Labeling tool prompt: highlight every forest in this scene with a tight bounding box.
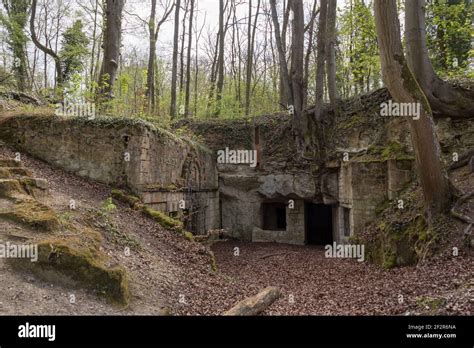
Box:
[0,0,472,324]
[0,0,471,120]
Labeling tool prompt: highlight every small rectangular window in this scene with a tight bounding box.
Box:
[262,203,287,231]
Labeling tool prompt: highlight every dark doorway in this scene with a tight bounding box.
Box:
[262,202,287,230]
[306,203,333,245]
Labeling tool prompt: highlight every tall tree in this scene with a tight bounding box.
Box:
[170,0,181,118]
[374,0,452,218]
[30,0,64,88]
[269,0,291,108]
[326,0,338,110]
[146,0,174,113]
[97,0,125,100]
[289,0,305,145]
[405,0,474,118]
[279,0,291,107]
[179,0,189,97]
[245,0,261,116]
[60,20,89,82]
[214,0,225,116]
[314,0,328,122]
[0,0,29,91]
[303,0,318,108]
[184,0,194,117]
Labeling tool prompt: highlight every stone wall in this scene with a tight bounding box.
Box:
[0,114,220,234]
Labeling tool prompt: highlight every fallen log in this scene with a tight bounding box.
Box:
[223,287,281,316]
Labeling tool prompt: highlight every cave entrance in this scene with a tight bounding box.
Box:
[305,203,333,245]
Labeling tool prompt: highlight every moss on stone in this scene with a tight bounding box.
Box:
[0,179,25,198]
[0,159,21,168]
[142,206,183,232]
[0,198,59,231]
[339,113,366,130]
[8,168,32,177]
[382,251,397,270]
[208,249,218,273]
[9,241,130,305]
[0,168,12,179]
[111,189,142,209]
[183,231,194,242]
[368,214,430,269]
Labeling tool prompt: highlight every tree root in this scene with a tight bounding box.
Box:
[450,191,474,225]
[449,148,474,171]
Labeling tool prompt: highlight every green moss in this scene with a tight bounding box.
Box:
[102,216,141,250]
[145,183,181,192]
[339,113,365,130]
[0,179,25,198]
[0,159,21,168]
[375,200,390,215]
[0,198,59,231]
[57,211,73,227]
[9,241,130,305]
[397,56,432,115]
[142,206,183,232]
[369,215,429,269]
[111,189,142,209]
[208,249,218,273]
[9,168,32,177]
[0,168,12,179]
[101,197,117,213]
[183,231,194,242]
[415,296,446,313]
[382,251,397,270]
[381,141,404,160]
[365,142,415,162]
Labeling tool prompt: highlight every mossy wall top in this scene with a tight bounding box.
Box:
[0,114,218,193]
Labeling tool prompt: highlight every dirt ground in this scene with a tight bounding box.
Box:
[0,143,472,316]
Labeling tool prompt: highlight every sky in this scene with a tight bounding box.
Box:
[121,0,320,60]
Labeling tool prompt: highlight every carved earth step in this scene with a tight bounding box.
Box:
[0,159,21,168]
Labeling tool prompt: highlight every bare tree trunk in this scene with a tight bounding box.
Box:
[179,0,189,99]
[405,0,474,119]
[314,0,328,122]
[374,0,452,217]
[147,1,174,114]
[245,0,261,116]
[326,0,338,110]
[279,1,291,107]
[97,0,124,100]
[194,3,204,117]
[184,0,195,117]
[30,0,63,88]
[207,31,220,111]
[43,2,48,89]
[89,0,99,93]
[245,0,253,116]
[269,0,292,108]
[146,0,158,113]
[215,0,225,117]
[289,0,305,146]
[170,0,181,119]
[303,0,318,108]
